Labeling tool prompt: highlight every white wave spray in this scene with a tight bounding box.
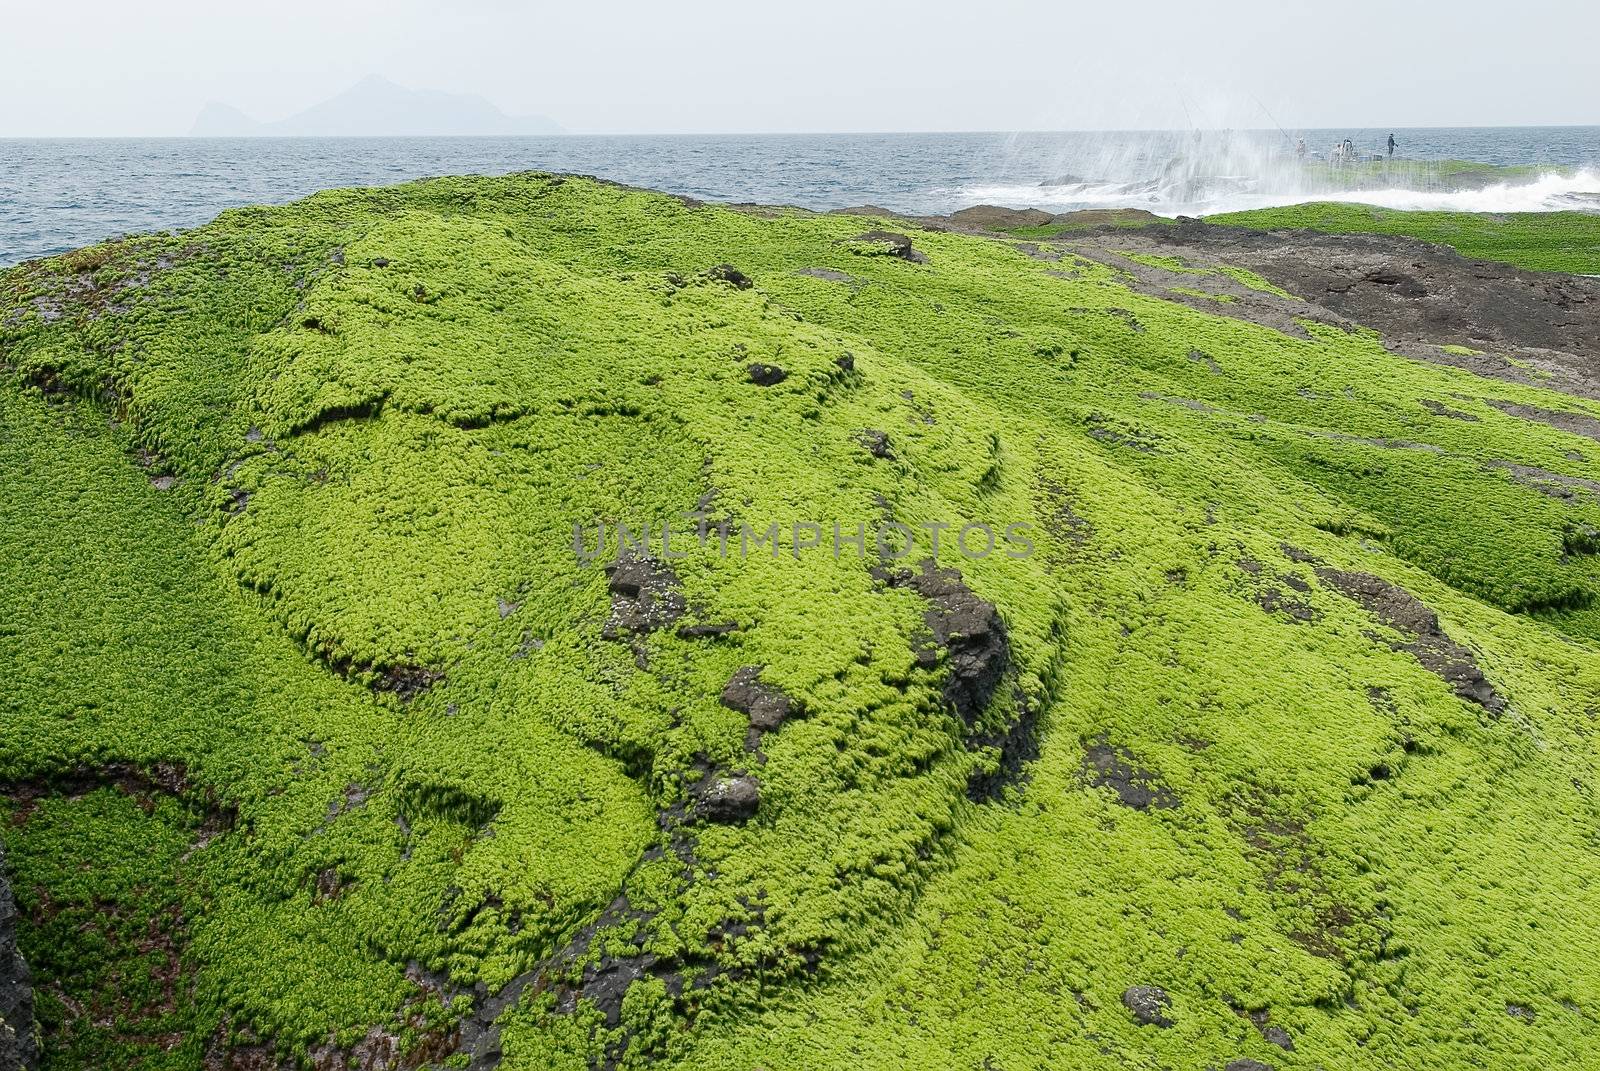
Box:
[957,129,1600,217]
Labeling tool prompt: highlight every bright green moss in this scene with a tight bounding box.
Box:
[1216,264,1298,299]
[1118,251,1211,275]
[1209,203,1600,275]
[3,173,1600,1070]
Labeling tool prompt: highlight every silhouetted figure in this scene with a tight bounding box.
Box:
[1387,133,1397,158]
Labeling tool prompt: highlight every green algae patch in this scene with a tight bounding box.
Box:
[1209,202,1600,275]
[4,172,1600,1071]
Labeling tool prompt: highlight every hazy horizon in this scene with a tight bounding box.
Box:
[3,0,1598,138]
[7,121,1600,141]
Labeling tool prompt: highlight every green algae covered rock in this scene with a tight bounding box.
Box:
[1208,202,1600,275]
[2,173,1600,1069]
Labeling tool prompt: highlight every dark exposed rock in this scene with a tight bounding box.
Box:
[721,666,794,743]
[1260,1024,1294,1050]
[1048,207,1162,227]
[1086,413,1160,452]
[1421,398,1480,421]
[947,205,1055,231]
[1490,460,1600,500]
[1224,1061,1275,1071]
[1039,478,1094,551]
[1485,398,1600,442]
[1506,1002,1536,1022]
[1280,544,1319,564]
[965,692,1041,803]
[880,561,1008,725]
[855,428,893,459]
[690,774,761,824]
[874,560,1037,800]
[0,843,38,1071]
[833,352,856,373]
[1256,585,1318,622]
[1122,985,1174,1028]
[1112,220,1600,398]
[1316,568,1506,714]
[374,663,443,701]
[602,555,686,639]
[746,363,788,386]
[827,204,910,220]
[847,231,929,264]
[707,263,753,290]
[371,257,390,268]
[1083,734,1180,810]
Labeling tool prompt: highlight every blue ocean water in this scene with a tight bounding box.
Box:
[2,127,1598,267]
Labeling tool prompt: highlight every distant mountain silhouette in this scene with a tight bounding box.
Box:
[189,75,563,136]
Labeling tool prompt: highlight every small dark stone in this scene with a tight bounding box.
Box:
[1225,1061,1275,1071]
[693,776,760,823]
[601,555,686,639]
[834,352,856,373]
[855,428,893,459]
[708,263,753,289]
[1122,985,1174,1028]
[747,363,788,386]
[371,257,390,268]
[721,666,793,733]
[1261,1024,1294,1050]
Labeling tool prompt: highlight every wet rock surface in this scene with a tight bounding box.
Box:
[602,554,687,639]
[721,665,795,750]
[689,774,761,824]
[1316,568,1507,714]
[0,844,38,1071]
[1122,985,1175,1028]
[1083,734,1180,810]
[1071,221,1600,398]
[875,560,1040,800]
[880,560,1009,725]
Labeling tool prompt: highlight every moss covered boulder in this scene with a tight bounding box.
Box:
[2,174,1600,1070]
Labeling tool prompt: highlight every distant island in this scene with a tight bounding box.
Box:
[188,74,563,136]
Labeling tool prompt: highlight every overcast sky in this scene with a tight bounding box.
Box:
[4,0,1597,136]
